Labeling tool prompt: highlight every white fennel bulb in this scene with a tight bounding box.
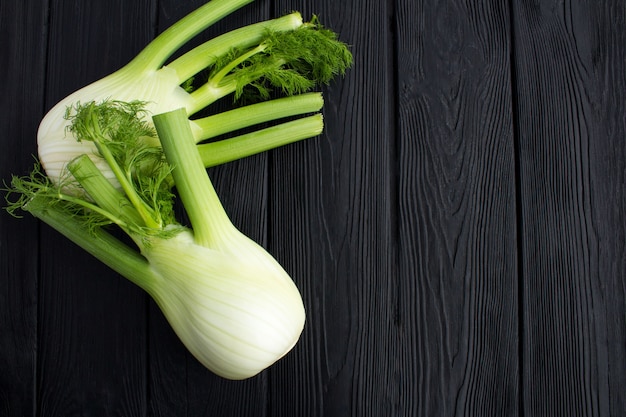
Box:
[38,66,193,184]
[8,102,308,379]
[144,229,305,379]
[36,0,351,185]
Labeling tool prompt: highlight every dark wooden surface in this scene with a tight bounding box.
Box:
[0,0,624,416]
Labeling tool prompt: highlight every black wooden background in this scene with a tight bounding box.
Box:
[1,0,625,416]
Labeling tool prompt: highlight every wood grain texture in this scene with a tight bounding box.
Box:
[0,1,47,416]
[1,0,625,416]
[269,0,396,415]
[587,4,626,415]
[511,0,626,416]
[36,1,155,415]
[395,0,519,416]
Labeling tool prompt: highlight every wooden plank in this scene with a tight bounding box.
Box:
[6,0,624,416]
[0,1,48,416]
[35,0,155,414]
[395,0,520,415]
[511,0,626,415]
[269,0,396,415]
[145,1,272,416]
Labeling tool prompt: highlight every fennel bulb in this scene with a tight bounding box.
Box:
[8,102,306,380]
[144,229,305,379]
[37,0,351,185]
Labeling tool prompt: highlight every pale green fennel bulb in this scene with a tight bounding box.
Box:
[9,102,307,379]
